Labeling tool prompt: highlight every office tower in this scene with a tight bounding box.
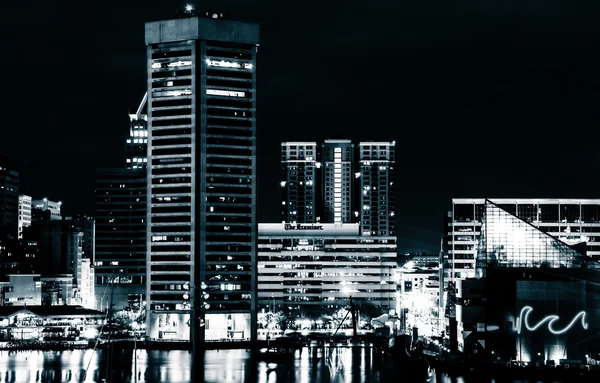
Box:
[127,93,149,168]
[280,140,396,236]
[17,194,32,239]
[358,142,395,236]
[66,215,95,262]
[145,13,259,343]
[94,169,146,311]
[322,140,354,224]
[32,198,62,220]
[0,153,19,239]
[280,142,318,224]
[446,198,600,282]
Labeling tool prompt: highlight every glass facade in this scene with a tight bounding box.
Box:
[475,200,598,277]
[447,198,600,281]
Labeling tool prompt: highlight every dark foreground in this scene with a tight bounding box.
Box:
[0,346,592,383]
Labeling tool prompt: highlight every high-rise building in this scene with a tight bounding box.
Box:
[357,142,395,236]
[445,198,600,282]
[322,140,354,224]
[280,140,396,236]
[17,194,32,239]
[95,92,148,311]
[0,153,19,239]
[280,142,318,224]
[145,12,259,342]
[127,93,149,168]
[94,169,147,311]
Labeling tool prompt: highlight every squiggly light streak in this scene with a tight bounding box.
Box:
[514,306,588,335]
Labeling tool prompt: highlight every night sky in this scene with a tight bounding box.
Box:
[2,1,600,253]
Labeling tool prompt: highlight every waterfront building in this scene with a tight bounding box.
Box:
[145,11,259,343]
[321,140,354,225]
[455,200,600,363]
[397,266,441,336]
[0,274,42,306]
[94,169,146,311]
[0,305,105,341]
[17,195,32,239]
[445,198,600,281]
[257,223,397,327]
[0,153,19,239]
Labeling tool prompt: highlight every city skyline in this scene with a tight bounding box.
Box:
[3,1,600,253]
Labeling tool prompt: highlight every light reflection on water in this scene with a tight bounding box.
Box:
[0,347,560,383]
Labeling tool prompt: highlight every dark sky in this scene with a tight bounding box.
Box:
[2,1,600,253]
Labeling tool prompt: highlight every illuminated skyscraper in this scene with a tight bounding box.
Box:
[280,142,318,223]
[145,12,259,343]
[280,140,396,236]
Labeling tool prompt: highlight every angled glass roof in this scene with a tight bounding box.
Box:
[475,199,599,277]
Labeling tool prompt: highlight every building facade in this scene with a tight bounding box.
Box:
[32,198,62,220]
[0,274,42,306]
[280,142,318,224]
[17,195,32,239]
[145,14,259,342]
[94,169,147,311]
[455,200,600,362]
[258,223,397,323]
[280,141,395,235]
[446,198,600,281]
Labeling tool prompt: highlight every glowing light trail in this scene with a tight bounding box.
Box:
[514,306,588,335]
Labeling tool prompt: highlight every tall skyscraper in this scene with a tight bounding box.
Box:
[280,142,318,224]
[145,12,259,343]
[322,140,354,224]
[0,153,19,239]
[95,93,148,311]
[280,140,395,236]
[358,142,395,236]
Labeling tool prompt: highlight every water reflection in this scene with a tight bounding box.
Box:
[0,347,563,383]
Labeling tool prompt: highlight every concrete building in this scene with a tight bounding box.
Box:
[145,12,259,343]
[0,153,19,239]
[17,195,32,239]
[0,274,42,306]
[280,142,318,224]
[32,198,62,220]
[445,198,600,282]
[94,169,146,311]
[258,223,397,323]
[280,141,395,236]
[41,275,74,306]
[358,142,395,236]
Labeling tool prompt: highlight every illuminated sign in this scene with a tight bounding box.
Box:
[284,224,324,231]
[205,59,253,70]
[206,89,245,97]
[259,223,360,236]
[515,306,588,335]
